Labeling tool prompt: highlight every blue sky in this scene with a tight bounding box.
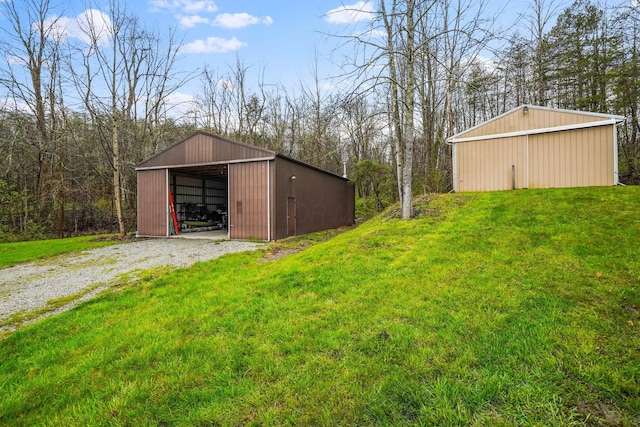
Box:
[135,0,513,104]
[29,0,378,113]
[3,0,577,117]
[145,0,375,90]
[151,0,330,61]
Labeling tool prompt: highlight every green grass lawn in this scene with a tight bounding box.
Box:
[1,187,639,426]
[0,234,125,268]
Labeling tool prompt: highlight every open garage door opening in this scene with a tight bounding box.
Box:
[170,164,229,238]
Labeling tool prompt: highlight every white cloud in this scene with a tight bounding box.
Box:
[184,0,218,13]
[40,15,73,43]
[182,36,246,53]
[178,14,209,28]
[44,9,112,46]
[217,78,235,91]
[75,9,112,45]
[149,0,218,13]
[211,13,273,29]
[164,91,198,119]
[167,91,197,104]
[325,1,375,24]
[357,28,385,39]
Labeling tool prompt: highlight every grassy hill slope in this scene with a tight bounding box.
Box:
[1,187,639,426]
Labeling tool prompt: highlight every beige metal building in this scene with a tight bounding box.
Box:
[448,105,625,192]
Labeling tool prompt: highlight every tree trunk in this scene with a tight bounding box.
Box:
[381,0,409,216]
[113,123,126,236]
[112,27,126,237]
[401,0,416,219]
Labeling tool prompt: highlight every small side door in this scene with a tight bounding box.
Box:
[287,197,296,237]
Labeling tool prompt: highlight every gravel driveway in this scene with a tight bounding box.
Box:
[0,238,263,332]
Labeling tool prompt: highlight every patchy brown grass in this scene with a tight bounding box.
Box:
[260,226,356,263]
[576,401,623,426]
[380,193,469,220]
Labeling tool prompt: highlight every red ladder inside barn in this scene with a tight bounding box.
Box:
[168,186,179,235]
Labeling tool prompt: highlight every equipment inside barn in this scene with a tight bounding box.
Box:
[172,174,228,232]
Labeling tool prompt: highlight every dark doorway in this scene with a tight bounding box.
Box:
[170,165,229,235]
[287,197,296,237]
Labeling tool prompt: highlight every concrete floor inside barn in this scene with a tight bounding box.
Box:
[172,229,228,240]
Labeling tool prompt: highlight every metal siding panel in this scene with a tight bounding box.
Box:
[536,137,544,188]
[269,160,276,240]
[228,164,238,239]
[459,140,476,191]
[229,164,238,238]
[588,129,596,185]
[597,128,605,184]
[139,133,273,168]
[590,128,613,185]
[570,132,576,186]
[229,162,269,240]
[273,157,354,238]
[519,137,527,188]
[147,143,186,167]
[560,138,576,186]
[493,139,501,189]
[593,129,600,185]
[185,134,214,164]
[137,169,168,236]
[551,135,558,187]
[529,127,614,189]
[458,145,465,191]
[547,138,556,188]
[184,134,200,163]
[607,126,615,184]
[455,136,526,191]
[572,131,579,186]
[599,126,614,185]
[583,129,591,185]
[540,135,551,185]
[470,142,478,191]
[578,130,587,186]
[595,128,603,184]
[475,142,482,190]
[528,140,537,188]
[456,145,463,191]
[544,135,551,187]
[591,128,612,185]
[458,144,466,191]
[596,128,604,184]
[459,108,610,139]
[572,132,580,187]
[491,140,498,190]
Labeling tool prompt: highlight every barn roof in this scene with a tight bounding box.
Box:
[137,131,275,169]
[448,105,625,143]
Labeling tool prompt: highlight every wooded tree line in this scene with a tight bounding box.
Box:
[1,0,639,240]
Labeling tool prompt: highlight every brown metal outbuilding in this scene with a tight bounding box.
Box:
[448,105,625,192]
[136,132,355,240]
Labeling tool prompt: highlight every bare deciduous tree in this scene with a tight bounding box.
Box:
[0,0,64,229]
[70,0,185,236]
